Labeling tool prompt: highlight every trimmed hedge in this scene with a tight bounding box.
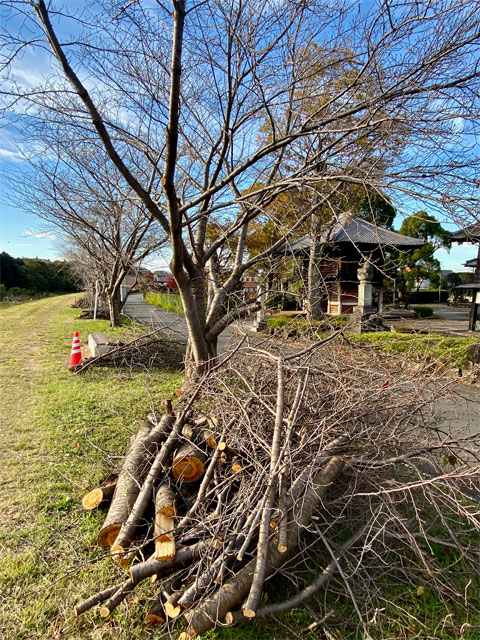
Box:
[412,306,434,318]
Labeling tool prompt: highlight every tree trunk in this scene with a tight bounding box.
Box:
[307,213,325,320]
[108,287,122,327]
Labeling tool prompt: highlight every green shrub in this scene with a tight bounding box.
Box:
[0,284,6,300]
[413,305,434,318]
[143,291,184,313]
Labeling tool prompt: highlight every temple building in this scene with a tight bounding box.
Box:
[279,213,423,316]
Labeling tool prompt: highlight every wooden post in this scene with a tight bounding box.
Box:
[468,244,480,331]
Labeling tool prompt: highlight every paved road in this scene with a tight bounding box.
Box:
[123,292,256,353]
[388,303,477,336]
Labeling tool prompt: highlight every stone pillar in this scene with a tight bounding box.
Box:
[352,261,378,333]
[356,261,376,315]
[377,287,384,313]
[252,283,267,332]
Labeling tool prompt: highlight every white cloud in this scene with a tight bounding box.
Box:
[0,148,24,160]
[451,117,465,134]
[24,231,57,240]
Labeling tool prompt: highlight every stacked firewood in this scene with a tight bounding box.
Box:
[75,344,480,638]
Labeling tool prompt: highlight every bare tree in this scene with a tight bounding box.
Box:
[1,0,480,371]
[7,142,166,326]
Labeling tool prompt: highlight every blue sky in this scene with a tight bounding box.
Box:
[0,1,478,273]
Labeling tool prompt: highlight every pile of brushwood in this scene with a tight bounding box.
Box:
[76,339,480,638]
[72,295,109,320]
[77,330,185,372]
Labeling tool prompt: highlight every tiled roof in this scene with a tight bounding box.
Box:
[282,214,424,253]
[450,222,480,242]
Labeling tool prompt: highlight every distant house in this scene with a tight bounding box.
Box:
[241,279,260,301]
[277,213,423,315]
[154,270,170,284]
[122,266,154,291]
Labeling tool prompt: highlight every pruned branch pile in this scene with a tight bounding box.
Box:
[76,341,480,638]
[78,331,185,371]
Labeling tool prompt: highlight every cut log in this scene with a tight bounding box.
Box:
[154,513,176,562]
[129,541,209,583]
[74,584,120,617]
[201,428,216,449]
[230,456,242,474]
[110,412,188,554]
[155,483,177,517]
[153,482,177,562]
[171,443,207,483]
[97,416,174,547]
[82,482,117,510]
[165,598,182,619]
[145,600,166,627]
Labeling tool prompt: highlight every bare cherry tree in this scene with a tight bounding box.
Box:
[7,144,166,326]
[1,0,480,371]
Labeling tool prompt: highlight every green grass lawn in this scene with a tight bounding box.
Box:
[267,315,477,369]
[0,294,183,640]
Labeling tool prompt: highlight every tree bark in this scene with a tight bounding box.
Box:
[307,212,325,320]
[107,286,122,327]
[97,416,174,547]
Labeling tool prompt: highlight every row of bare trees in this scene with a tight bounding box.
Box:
[1,0,480,363]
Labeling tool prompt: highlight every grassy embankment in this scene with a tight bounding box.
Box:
[267,315,477,369]
[143,291,184,314]
[0,294,183,640]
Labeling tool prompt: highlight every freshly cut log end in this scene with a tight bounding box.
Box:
[154,538,176,562]
[242,608,256,618]
[230,457,242,474]
[277,544,288,554]
[146,612,165,627]
[82,483,116,510]
[118,550,135,569]
[99,605,111,619]
[165,601,182,619]
[225,611,244,626]
[97,523,121,548]
[202,429,216,449]
[110,542,126,560]
[178,632,195,640]
[218,441,227,451]
[171,445,206,483]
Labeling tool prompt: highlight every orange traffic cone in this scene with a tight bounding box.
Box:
[69,331,82,369]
